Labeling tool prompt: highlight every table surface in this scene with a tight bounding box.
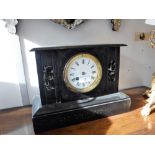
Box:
[1,86,155,135]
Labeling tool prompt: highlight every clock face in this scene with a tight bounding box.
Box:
[63,53,102,93]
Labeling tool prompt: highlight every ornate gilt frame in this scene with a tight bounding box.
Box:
[150,30,155,47]
[52,19,86,29]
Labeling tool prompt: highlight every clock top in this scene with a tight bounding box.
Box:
[30,44,127,52]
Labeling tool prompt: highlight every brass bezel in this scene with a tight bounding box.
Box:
[63,53,102,93]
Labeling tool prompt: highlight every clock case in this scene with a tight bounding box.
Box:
[31,44,131,133]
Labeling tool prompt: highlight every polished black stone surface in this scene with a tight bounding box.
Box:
[31,44,129,133]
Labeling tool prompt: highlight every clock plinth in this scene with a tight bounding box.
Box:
[31,44,131,133]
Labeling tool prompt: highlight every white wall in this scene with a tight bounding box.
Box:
[0,20,29,109]
[18,19,155,105]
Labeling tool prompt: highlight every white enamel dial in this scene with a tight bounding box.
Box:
[63,53,102,93]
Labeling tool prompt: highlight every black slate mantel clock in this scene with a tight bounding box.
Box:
[31,44,131,133]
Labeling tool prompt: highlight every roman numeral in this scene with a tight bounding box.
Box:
[70,73,74,76]
[77,82,80,86]
[92,71,96,74]
[71,67,75,70]
[82,83,85,87]
[72,78,76,82]
[75,62,79,66]
[91,65,94,69]
[82,59,85,64]
[87,60,90,65]
[91,76,95,80]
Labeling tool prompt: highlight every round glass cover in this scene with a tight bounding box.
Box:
[63,53,102,93]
